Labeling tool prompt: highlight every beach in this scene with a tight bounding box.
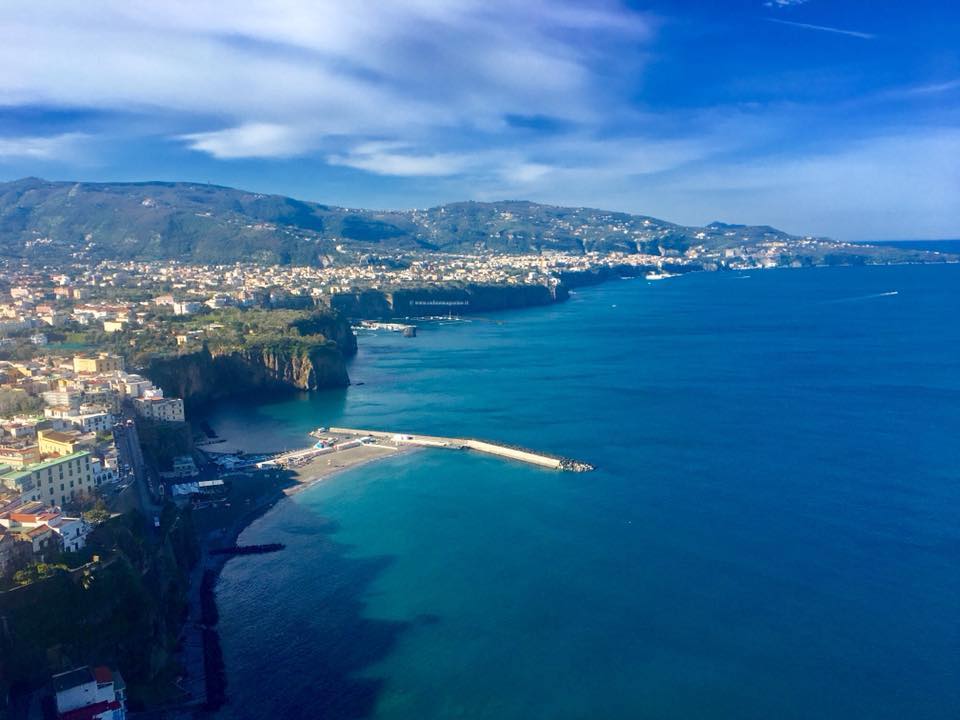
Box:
[174,433,416,712]
[281,442,416,495]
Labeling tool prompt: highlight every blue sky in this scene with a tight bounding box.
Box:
[0,0,957,240]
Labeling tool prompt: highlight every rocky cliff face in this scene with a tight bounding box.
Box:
[146,341,350,410]
[330,283,567,319]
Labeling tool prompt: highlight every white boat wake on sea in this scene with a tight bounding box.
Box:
[822,290,900,304]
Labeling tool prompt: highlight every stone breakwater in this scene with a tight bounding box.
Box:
[324,427,595,472]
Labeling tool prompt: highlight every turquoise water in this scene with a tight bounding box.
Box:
[209,264,960,719]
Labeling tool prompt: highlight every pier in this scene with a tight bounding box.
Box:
[323,427,594,472]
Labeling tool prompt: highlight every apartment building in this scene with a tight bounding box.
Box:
[0,451,94,506]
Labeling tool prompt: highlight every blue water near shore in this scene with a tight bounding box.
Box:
[209,264,960,720]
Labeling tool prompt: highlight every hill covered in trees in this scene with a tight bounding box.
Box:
[0,177,821,265]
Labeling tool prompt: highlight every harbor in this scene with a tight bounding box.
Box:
[260,427,595,473]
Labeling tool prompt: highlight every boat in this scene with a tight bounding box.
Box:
[645,271,677,280]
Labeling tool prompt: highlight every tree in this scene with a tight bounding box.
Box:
[0,388,43,416]
[84,499,111,525]
[12,566,38,586]
[11,562,67,586]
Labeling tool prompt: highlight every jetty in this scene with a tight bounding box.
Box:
[320,427,595,472]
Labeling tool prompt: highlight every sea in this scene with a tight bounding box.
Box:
[206,262,960,720]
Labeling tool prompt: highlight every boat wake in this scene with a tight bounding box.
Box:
[822,290,899,304]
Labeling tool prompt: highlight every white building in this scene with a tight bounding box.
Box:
[172,301,203,315]
[44,407,113,434]
[91,456,118,487]
[0,503,90,553]
[133,396,185,423]
[52,666,127,720]
[115,373,154,398]
[48,515,90,553]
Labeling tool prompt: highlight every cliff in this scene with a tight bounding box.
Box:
[138,309,356,410]
[0,507,199,710]
[330,283,567,319]
[146,340,350,410]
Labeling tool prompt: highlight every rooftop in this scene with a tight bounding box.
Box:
[0,451,90,481]
[52,666,94,694]
[40,431,78,443]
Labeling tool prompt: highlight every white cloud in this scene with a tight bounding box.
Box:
[0,133,88,160]
[329,142,476,176]
[503,162,555,185]
[0,1,651,157]
[180,124,317,159]
[0,2,953,240]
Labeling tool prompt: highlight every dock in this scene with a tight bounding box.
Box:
[322,427,594,472]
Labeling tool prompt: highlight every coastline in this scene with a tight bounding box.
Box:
[281,442,418,498]
[180,438,416,714]
[180,260,959,715]
[174,263,804,712]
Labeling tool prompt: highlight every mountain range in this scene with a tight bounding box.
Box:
[0,177,946,267]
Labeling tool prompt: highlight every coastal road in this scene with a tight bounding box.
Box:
[113,409,161,524]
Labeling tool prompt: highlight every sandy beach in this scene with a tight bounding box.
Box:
[282,442,416,494]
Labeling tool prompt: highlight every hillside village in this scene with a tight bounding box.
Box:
[0,238,886,354]
[0,352,183,581]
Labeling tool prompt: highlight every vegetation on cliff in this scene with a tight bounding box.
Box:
[142,308,356,408]
[0,505,199,709]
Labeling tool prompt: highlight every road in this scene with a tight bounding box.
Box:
[112,405,161,521]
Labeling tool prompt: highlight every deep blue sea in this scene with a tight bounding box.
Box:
[208,264,960,720]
